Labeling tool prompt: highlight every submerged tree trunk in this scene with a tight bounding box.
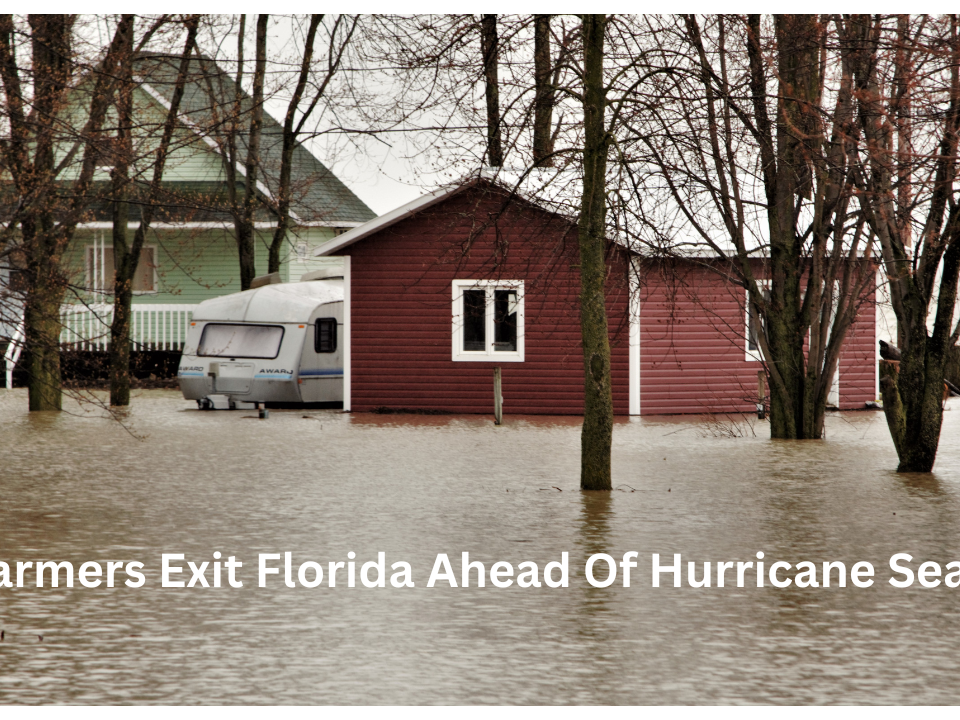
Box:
[109,17,136,407]
[24,235,64,411]
[481,14,503,168]
[662,15,868,442]
[578,14,613,491]
[22,16,72,411]
[884,236,960,471]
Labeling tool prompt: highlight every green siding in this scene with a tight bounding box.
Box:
[65,227,346,306]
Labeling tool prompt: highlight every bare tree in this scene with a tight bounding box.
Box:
[577,14,614,490]
[267,14,358,274]
[0,14,133,410]
[108,15,200,406]
[845,13,960,471]
[622,14,877,439]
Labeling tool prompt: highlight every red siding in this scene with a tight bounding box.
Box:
[336,185,631,415]
[639,260,876,414]
[839,288,878,409]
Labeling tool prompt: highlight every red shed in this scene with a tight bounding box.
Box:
[317,176,877,416]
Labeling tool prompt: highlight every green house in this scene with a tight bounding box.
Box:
[55,52,375,352]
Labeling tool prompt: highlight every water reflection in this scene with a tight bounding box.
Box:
[575,491,615,620]
[896,471,946,498]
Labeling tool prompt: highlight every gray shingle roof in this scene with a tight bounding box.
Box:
[133,52,375,226]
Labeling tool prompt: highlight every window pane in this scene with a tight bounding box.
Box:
[463,290,486,351]
[198,324,284,359]
[493,289,517,351]
[315,318,337,353]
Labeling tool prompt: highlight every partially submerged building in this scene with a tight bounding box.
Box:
[316,174,878,416]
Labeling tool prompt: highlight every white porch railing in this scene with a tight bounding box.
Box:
[3,317,24,390]
[59,303,197,352]
[3,303,197,388]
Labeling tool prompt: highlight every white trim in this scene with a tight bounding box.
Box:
[342,256,351,412]
[451,279,525,362]
[85,241,159,295]
[745,281,770,362]
[629,262,641,416]
[316,180,481,257]
[875,271,881,399]
[828,368,840,409]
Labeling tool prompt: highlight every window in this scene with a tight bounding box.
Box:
[197,323,284,359]
[746,284,770,361]
[86,245,157,294]
[452,280,524,361]
[295,242,308,262]
[315,318,337,353]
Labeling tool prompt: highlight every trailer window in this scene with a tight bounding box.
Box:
[197,324,284,359]
[315,318,337,353]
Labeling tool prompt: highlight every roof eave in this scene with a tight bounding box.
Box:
[314,177,481,257]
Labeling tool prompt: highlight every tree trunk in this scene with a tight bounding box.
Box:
[108,16,197,405]
[844,14,960,471]
[890,235,960,471]
[533,14,554,167]
[481,14,503,167]
[109,197,134,407]
[23,16,71,411]
[765,14,823,440]
[879,359,906,457]
[109,18,135,407]
[24,242,64,411]
[578,14,613,491]
[236,14,268,290]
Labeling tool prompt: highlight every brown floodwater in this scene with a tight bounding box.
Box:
[1,388,959,704]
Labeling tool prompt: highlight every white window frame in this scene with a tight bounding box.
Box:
[451,279,525,362]
[85,243,159,295]
[745,281,770,362]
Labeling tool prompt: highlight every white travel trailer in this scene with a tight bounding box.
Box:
[178,272,343,409]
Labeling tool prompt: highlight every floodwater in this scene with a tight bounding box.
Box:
[1,390,960,705]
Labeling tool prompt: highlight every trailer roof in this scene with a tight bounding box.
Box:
[192,281,343,324]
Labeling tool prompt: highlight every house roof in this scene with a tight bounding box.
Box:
[311,168,771,262]
[315,171,583,257]
[133,52,376,227]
